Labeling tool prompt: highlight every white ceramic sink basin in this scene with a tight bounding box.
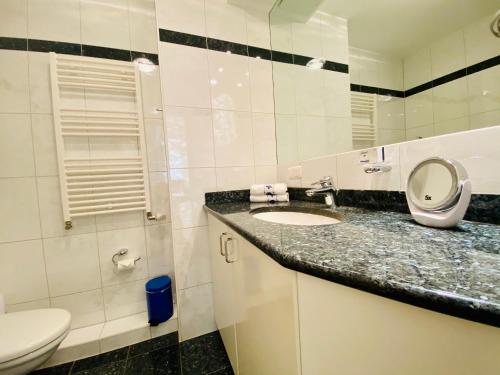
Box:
[252,211,341,226]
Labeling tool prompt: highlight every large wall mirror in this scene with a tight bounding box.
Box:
[270,0,500,164]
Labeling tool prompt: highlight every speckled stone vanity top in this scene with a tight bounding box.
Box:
[204,200,500,327]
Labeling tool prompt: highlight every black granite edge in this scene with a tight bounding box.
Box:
[206,188,499,224]
[0,36,28,51]
[465,194,500,225]
[333,190,499,224]
[287,187,324,203]
[205,190,250,204]
[286,255,500,328]
[204,205,500,328]
[336,189,410,214]
[0,36,159,64]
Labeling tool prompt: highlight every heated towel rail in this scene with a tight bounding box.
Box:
[351,91,377,149]
[49,53,152,229]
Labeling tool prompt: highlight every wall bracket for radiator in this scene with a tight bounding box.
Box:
[49,52,152,229]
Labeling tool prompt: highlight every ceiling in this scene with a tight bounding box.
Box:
[318,0,499,57]
[228,0,277,13]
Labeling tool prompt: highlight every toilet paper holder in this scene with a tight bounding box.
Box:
[112,248,141,266]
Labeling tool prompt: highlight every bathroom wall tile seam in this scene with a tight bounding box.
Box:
[25,36,52,306]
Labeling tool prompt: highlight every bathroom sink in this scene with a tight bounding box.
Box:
[250,207,342,226]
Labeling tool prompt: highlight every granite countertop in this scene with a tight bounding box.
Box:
[204,200,500,327]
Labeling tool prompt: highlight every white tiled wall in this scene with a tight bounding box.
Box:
[278,125,500,195]
[0,0,175,334]
[349,47,404,91]
[347,47,407,146]
[270,7,352,164]
[156,0,277,341]
[403,12,500,140]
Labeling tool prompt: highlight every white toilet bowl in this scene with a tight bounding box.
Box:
[0,309,71,375]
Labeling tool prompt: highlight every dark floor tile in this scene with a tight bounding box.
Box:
[30,362,73,375]
[129,332,179,358]
[125,346,181,375]
[180,332,231,375]
[206,366,234,375]
[72,347,128,373]
[72,360,126,375]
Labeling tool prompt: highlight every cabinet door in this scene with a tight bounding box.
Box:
[208,214,238,373]
[297,272,500,375]
[233,232,301,375]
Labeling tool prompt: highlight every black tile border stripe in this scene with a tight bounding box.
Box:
[29,39,81,55]
[158,29,500,92]
[82,44,131,62]
[0,36,28,51]
[158,28,349,73]
[159,28,207,49]
[3,31,496,94]
[158,28,498,91]
[353,54,500,98]
[0,36,159,65]
[207,38,248,56]
[350,84,405,98]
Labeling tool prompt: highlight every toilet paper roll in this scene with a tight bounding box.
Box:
[116,259,136,271]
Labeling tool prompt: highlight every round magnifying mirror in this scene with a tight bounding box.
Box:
[407,158,459,211]
[406,157,471,228]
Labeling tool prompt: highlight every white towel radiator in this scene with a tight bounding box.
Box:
[351,91,377,149]
[49,52,152,229]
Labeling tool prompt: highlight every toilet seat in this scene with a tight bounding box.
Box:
[0,309,71,364]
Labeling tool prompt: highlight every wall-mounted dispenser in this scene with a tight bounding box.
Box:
[406,157,471,228]
[361,147,392,174]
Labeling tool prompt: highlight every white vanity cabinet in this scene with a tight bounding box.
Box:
[208,215,239,371]
[208,213,500,375]
[208,214,301,375]
[297,273,500,375]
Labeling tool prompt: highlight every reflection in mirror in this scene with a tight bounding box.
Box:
[270,0,500,164]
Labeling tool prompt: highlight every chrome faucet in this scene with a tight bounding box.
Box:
[305,176,337,208]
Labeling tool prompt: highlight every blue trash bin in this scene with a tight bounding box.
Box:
[145,276,173,326]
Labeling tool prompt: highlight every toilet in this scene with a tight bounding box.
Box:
[0,309,71,375]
